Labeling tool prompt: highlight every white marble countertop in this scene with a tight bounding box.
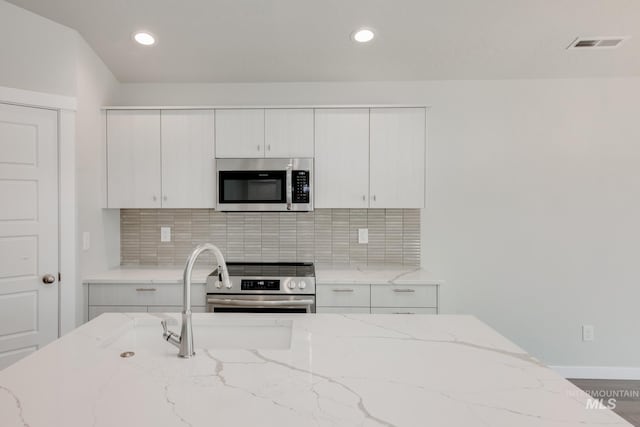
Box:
[83,266,213,284]
[315,264,442,285]
[83,264,443,286]
[0,313,628,427]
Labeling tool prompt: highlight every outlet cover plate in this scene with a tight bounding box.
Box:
[358,228,369,244]
[160,227,171,243]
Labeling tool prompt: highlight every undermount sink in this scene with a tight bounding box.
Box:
[102,316,293,351]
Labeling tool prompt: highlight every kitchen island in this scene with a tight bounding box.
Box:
[0,313,629,427]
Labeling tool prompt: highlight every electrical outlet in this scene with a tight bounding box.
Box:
[82,232,90,251]
[582,325,595,342]
[160,227,171,243]
[358,228,369,244]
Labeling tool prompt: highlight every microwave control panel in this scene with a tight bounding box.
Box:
[292,171,310,203]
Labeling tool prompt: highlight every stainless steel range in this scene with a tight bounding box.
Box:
[206,262,316,313]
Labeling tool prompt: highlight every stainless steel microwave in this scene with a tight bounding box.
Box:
[216,158,313,212]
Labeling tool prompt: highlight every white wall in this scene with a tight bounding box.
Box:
[74,37,120,325]
[0,0,120,328]
[116,79,640,368]
[0,1,77,96]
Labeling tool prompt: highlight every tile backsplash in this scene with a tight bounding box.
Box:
[120,209,420,266]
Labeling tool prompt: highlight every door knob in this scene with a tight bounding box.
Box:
[42,274,56,285]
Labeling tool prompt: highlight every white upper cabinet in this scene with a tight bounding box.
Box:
[314,109,370,208]
[215,109,264,158]
[265,109,314,158]
[161,110,215,208]
[106,109,216,209]
[369,108,426,209]
[107,110,161,208]
[215,108,314,158]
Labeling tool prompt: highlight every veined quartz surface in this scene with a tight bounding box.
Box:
[82,264,443,285]
[0,313,628,427]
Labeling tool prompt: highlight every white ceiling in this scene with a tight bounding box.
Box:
[7,0,640,83]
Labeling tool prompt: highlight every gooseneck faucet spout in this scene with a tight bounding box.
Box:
[161,243,230,358]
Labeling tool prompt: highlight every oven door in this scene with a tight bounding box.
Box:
[207,294,316,313]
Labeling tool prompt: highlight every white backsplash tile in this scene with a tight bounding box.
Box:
[121,209,420,265]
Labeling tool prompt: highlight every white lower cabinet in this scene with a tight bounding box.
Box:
[87,283,207,320]
[371,284,438,308]
[316,284,370,307]
[147,306,206,313]
[316,307,370,314]
[317,283,439,314]
[370,307,437,315]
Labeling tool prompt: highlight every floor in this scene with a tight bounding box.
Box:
[570,379,640,426]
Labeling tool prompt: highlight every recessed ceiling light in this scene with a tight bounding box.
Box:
[133,32,156,46]
[352,28,375,43]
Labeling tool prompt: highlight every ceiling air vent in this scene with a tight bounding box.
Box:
[567,36,630,50]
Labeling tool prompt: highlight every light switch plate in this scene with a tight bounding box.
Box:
[582,325,594,342]
[82,232,90,251]
[160,227,171,243]
[358,228,369,244]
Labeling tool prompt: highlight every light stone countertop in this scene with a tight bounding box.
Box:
[83,266,214,284]
[82,264,443,286]
[0,313,628,427]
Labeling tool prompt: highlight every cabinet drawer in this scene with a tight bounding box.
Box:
[316,306,370,314]
[371,307,437,315]
[88,305,147,320]
[371,285,437,308]
[317,284,370,307]
[147,306,207,313]
[88,283,206,307]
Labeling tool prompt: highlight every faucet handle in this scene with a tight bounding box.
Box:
[161,320,168,335]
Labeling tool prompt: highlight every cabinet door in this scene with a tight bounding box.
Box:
[314,109,369,208]
[215,109,264,158]
[265,109,314,157]
[369,108,426,208]
[161,110,215,208]
[106,110,161,208]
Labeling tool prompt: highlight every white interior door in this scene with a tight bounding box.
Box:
[0,103,58,370]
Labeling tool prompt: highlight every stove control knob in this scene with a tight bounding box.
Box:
[298,281,307,290]
[288,281,297,289]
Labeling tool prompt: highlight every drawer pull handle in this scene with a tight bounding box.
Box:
[136,288,157,292]
[332,289,354,293]
[393,312,415,315]
[393,288,416,293]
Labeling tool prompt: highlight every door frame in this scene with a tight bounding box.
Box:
[0,85,77,337]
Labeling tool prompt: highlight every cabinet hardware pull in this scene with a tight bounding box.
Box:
[163,195,167,201]
[152,196,157,201]
[257,145,261,151]
[362,195,366,201]
[332,289,354,293]
[393,288,415,293]
[393,312,415,314]
[267,144,271,151]
[136,288,157,292]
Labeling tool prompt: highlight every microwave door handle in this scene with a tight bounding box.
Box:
[286,166,292,210]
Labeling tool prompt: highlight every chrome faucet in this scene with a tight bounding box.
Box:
[161,243,231,358]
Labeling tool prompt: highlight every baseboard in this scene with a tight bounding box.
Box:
[551,365,640,380]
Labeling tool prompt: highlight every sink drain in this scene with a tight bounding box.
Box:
[120,351,135,358]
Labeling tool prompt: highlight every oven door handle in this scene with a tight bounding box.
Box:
[208,298,314,312]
